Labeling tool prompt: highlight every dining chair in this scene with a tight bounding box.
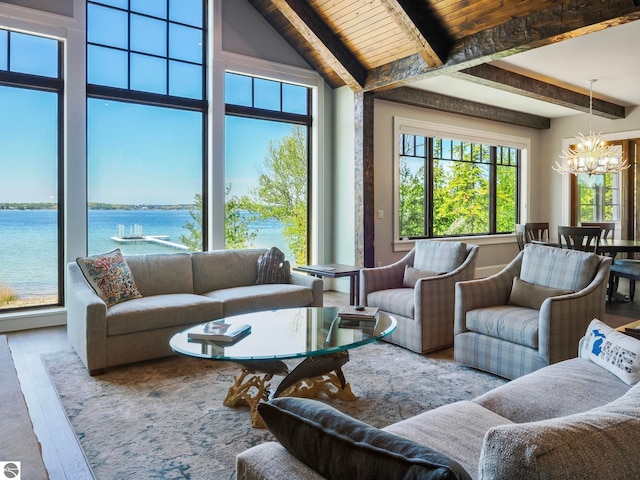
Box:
[515,224,527,251]
[581,222,615,240]
[558,226,602,252]
[525,222,550,243]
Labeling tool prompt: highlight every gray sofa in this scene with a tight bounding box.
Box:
[67,248,323,375]
[236,333,640,479]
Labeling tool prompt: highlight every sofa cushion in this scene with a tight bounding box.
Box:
[106,293,223,336]
[520,243,600,291]
[256,247,290,284]
[507,276,573,310]
[580,318,640,385]
[402,266,441,288]
[367,288,414,319]
[383,401,512,480]
[478,383,640,480]
[192,249,266,294]
[414,240,467,274]
[203,284,313,317]
[258,397,472,480]
[473,357,630,423]
[76,249,142,307]
[466,305,539,349]
[125,253,194,296]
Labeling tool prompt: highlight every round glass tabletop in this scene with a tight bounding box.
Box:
[170,306,396,361]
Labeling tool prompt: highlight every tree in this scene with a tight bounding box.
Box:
[245,125,308,265]
[180,193,203,251]
[180,188,257,251]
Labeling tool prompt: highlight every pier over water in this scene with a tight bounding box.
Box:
[111,224,189,251]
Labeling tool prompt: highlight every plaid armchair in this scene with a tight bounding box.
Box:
[454,244,612,379]
[360,241,479,353]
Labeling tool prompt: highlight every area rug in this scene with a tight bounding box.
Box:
[42,343,507,480]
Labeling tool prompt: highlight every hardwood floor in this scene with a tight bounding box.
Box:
[5,288,638,480]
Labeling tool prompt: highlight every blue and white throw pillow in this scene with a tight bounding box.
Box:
[580,318,640,385]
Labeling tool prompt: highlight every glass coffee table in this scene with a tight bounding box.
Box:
[170,306,396,427]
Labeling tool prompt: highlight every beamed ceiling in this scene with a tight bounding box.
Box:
[247,0,640,129]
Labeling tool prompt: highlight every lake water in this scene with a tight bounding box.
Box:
[0,209,292,297]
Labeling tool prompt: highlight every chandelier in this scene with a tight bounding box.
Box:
[553,80,629,175]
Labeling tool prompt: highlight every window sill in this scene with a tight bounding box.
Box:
[393,234,516,252]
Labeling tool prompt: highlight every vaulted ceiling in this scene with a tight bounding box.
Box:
[248,0,640,129]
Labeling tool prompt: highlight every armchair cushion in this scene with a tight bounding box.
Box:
[466,306,539,349]
[258,397,472,480]
[580,319,640,385]
[367,288,414,319]
[414,240,467,274]
[402,266,442,288]
[520,244,600,291]
[507,277,573,310]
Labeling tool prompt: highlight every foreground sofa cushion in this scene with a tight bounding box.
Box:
[256,246,290,284]
[478,382,640,480]
[258,397,472,480]
[580,318,640,385]
[76,249,142,306]
[203,284,313,317]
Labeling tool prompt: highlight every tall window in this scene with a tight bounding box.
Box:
[224,72,311,266]
[398,133,519,238]
[86,0,206,255]
[0,29,63,311]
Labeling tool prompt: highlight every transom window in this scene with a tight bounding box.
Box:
[87,0,204,100]
[397,131,520,239]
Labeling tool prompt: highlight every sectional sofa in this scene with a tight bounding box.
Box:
[67,248,323,375]
[236,319,640,479]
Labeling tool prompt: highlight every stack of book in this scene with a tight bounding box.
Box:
[188,321,251,344]
[337,305,379,321]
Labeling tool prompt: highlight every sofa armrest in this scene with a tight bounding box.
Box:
[360,250,415,304]
[66,262,108,375]
[454,251,523,335]
[289,272,323,306]
[538,255,612,364]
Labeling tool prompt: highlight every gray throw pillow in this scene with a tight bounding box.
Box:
[403,265,442,288]
[258,397,472,480]
[508,276,573,310]
[255,247,290,284]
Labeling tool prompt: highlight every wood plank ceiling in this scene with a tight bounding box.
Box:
[247,0,640,128]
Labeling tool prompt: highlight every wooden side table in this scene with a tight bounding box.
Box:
[293,264,363,305]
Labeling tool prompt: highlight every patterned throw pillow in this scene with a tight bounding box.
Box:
[76,249,142,307]
[256,247,290,285]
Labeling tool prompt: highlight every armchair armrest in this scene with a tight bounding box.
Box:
[360,250,415,304]
[454,251,523,334]
[415,245,479,321]
[66,263,108,375]
[538,256,612,364]
[289,272,324,307]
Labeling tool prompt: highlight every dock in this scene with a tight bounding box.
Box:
[111,224,189,251]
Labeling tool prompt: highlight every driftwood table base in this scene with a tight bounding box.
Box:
[223,350,355,428]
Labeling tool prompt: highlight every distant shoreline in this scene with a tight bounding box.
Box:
[0,203,195,211]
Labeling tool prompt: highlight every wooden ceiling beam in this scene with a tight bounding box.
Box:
[453,64,626,119]
[378,0,453,67]
[375,87,551,129]
[366,0,640,91]
[266,0,367,90]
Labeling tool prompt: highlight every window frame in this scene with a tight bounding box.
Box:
[85,0,208,251]
[224,70,313,264]
[393,117,529,249]
[0,28,64,311]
